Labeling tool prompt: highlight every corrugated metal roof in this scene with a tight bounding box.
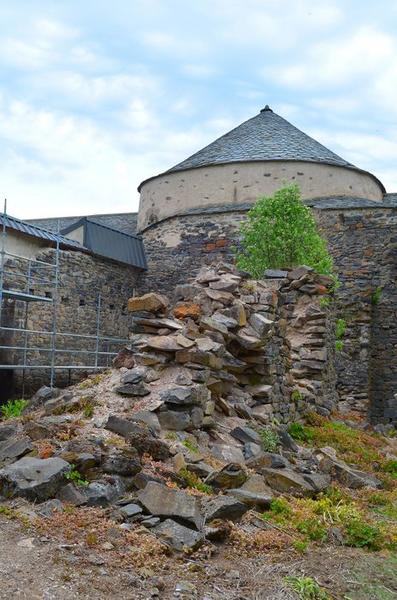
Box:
[0,213,84,249]
[62,218,147,269]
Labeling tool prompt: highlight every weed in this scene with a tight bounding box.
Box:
[335,318,346,339]
[285,575,331,600]
[296,518,327,541]
[78,374,103,389]
[179,468,213,495]
[259,428,280,452]
[382,460,397,478]
[345,519,382,550]
[262,497,292,523]
[1,398,28,419]
[165,431,178,441]
[65,465,89,487]
[291,389,303,402]
[288,422,314,443]
[371,286,383,306]
[319,296,331,308]
[182,438,199,453]
[293,539,309,553]
[335,340,344,352]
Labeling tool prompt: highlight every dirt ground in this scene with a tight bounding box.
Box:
[1,514,396,600]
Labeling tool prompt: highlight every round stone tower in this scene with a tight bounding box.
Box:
[137,106,385,292]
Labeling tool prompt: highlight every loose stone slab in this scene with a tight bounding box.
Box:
[153,519,203,551]
[0,457,70,502]
[138,481,202,527]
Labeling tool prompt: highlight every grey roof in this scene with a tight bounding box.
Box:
[28,212,138,236]
[61,218,147,270]
[169,106,355,172]
[138,105,385,192]
[0,213,84,250]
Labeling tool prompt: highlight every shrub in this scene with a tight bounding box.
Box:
[259,428,280,452]
[335,340,344,352]
[1,399,28,419]
[236,184,333,277]
[288,422,314,443]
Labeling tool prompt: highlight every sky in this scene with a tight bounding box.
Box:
[1,0,397,220]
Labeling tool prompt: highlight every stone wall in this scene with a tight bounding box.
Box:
[139,198,397,425]
[315,204,397,424]
[129,263,336,426]
[0,248,143,397]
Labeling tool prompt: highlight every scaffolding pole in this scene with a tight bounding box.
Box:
[0,205,130,397]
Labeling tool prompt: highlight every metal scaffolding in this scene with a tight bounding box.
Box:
[0,200,129,396]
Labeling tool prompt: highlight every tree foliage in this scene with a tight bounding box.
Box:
[236,184,333,277]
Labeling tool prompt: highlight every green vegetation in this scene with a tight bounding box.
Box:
[335,318,347,339]
[1,398,28,419]
[263,490,396,551]
[345,519,382,550]
[65,465,89,487]
[291,389,303,402]
[319,296,331,308]
[288,422,314,443]
[182,438,199,453]
[179,468,213,495]
[285,576,331,600]
[259,427,280,452]
[335,340,344,352]
[236,184,333,277]
[371,286,383,306]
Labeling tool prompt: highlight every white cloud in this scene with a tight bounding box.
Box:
[265,26,396,87]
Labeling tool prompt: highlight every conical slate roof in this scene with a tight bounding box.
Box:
[167,105,355,173]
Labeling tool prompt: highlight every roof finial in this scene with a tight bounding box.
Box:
[260,105,272,113]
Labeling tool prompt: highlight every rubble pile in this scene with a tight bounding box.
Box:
[0,263,384,552]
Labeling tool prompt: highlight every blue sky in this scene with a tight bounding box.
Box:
[1,0,397,219]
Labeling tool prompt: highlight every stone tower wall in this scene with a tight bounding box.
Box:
[138,161,383,231]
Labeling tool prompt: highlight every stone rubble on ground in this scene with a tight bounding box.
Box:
[0,262,389,553]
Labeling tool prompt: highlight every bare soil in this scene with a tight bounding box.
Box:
[1,514,396,600]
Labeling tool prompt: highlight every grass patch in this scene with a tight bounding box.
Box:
[179,468,213,495]
[288,422,314,443]
[285,575,331,600]
[262,489,397,551]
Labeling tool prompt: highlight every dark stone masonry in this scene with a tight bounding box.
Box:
[137,197,397,426]
[1,248,143,395]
